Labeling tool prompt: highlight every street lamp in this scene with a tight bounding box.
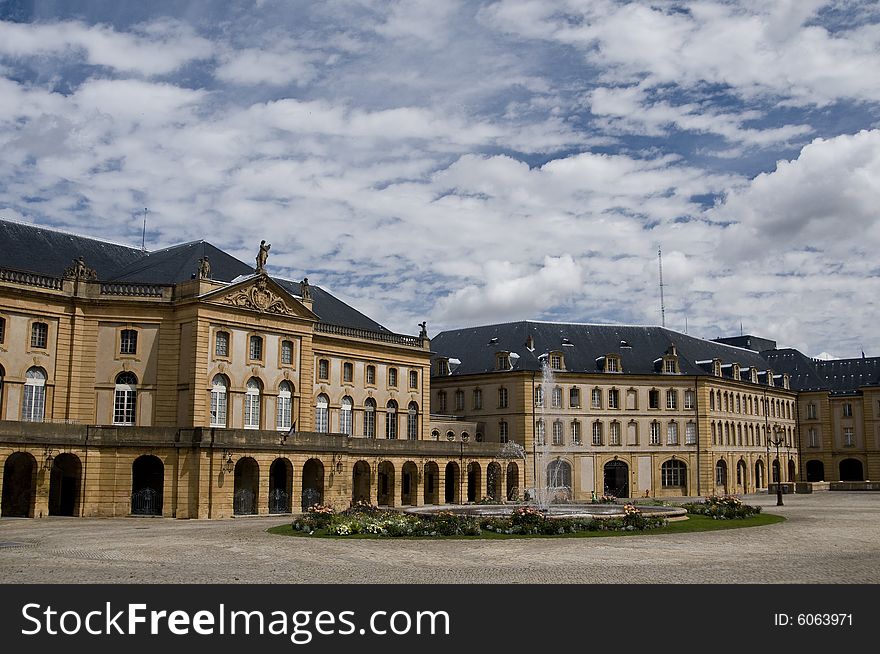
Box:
[768,425,785,506]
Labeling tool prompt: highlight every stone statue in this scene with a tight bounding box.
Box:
[300,277,312,301]
[64,256,97,281]
[255,240,271,273]
[418,321,427,338]
[197,256,212,280]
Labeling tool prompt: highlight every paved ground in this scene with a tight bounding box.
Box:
[1,492,878,583]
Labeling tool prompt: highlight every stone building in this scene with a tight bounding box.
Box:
[0,220,509,518]
[430,322,800,499]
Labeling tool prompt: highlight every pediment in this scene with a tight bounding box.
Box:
[201,275,317,320]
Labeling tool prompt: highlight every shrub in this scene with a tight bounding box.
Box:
[681,494,762,519]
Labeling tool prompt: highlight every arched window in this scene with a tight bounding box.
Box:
[534,386,543,408]
[364,398,376,438]
[661,459,687,487]
[277,381,293,431]
[547,460,572,489]
[244,378,262,429]
[113,372,137,425]
[407,402,418,440]
[715,459,728,487]
[386,400,398,439]
[339,395,353,436]
[315,394,329,433]
[22,367,47,422]
[210,374,228,427]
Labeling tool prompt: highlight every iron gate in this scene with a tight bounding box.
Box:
[269,488,290,514]
[234,488,256,515]
[131,487,161,516]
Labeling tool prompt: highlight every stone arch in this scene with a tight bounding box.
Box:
[466,461,482,502]
[352,460,371,504]
[755,459,765,489]
[234,457,259,515]
[444,461,460,504]
[715,458,728,493]
[268,458,292,514]
[423,461,440,505]
[301,458,325,510]
[603,459,628,498]
[401,461,419,506]
[131,454,164,516]
[1,452,37,517]
[377,461,395,506]
[486,462,502,501]
[547,459,573,502]
[806,460,824,482]
[49,453,82,517]
[787,458,796,482]
[506,462,520,501]
[839,458,864,482]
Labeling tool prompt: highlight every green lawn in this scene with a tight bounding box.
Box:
[267,512,784,540]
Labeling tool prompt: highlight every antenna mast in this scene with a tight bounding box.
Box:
[141,208,148,251]
[658,247,666,328]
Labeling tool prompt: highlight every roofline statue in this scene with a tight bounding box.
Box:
[255,240,271,274]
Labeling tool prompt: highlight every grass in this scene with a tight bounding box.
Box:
[267,512,784,540]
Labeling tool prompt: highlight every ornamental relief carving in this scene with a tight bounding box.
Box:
[221,279,295,316]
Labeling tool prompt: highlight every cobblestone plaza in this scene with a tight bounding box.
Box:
[2,492,878,584]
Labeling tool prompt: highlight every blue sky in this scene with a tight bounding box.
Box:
[0,0,878,357]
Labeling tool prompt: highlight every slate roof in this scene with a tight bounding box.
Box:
[762,350,880,393]
[0,219,143,278]
[431,321,773,378]
[0,219,391,334]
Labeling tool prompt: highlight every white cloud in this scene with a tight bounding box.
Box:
[215,47,319,86]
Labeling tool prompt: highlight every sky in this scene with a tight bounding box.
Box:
[0,0,878,358]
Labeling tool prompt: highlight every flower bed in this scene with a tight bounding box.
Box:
[680,494,762,519]
[291,504,668,538]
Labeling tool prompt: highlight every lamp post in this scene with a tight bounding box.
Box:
[768,425,784,506]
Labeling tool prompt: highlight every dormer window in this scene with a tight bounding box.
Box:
[549,352,563,370]
[496,352,511,371]
[783,374,790,390]
[437,358,450,376]
[767,371,775,387]
[713,360,722,377]
[605,354,620,373]
[750,367,758,383]
[663,358,678,374]
[526,335,535,351]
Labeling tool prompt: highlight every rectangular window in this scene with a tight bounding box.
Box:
[388,368,398,387]
[844,427,854,447]
[498,387,508,408]
[366,365,376,385]
[685,422,697,445]
[552,421,563,445]
[407,408,417,440]
[592,422,603,446]
[314,405,328,434]
[649,390,660,409]
[31,322,48,349]
[473,388,482,410]
[113,388,137,425]
[667,422,679,445]
[0,316,5,344]
[281,340,294,365]
[664,359,677,374]
[499,421,508,444]
[409,370,418,389]
[244,394,261,429]
[210,390,227,428]
[120,329,138,355]
[807,403,817,420]
[551,387,562,408]
[843,403,853,418]
[318,359,329,380]
[550,354,562,369]
[249,335,263,361]
[569,387,580,408]
[455,390,465,411]
[650,422,661,445]
[591,388,602,409]
[22,383,46,422]
[496,353,510,370]
[610,422,621,446]
[438,392,447,413]
[215,331,229,357]
[608,389,619,409]
[364,407,375,438]
[571,421,581,445]
[606,357,619,372]
[277,395,292,431]
[666,390,677,410]
[534,386,544,408]
[343,361,353,382]
[808,428,818,448]
[684,390,695,410]
[536,421,545,446]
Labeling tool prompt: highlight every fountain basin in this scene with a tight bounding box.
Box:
[405,503,686,521]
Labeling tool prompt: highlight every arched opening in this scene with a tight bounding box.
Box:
[661,459,688,494]
[131,455,164,516]
[233,457,259,515]
[839,458,864,482]
[423,462,440,505]
[49,453,82,516]
[787,458,796,482]
[339,396,353,436]
[244,378,263,430]
[352,460,371,504]
[377,461,395,506]
[806,460,825,482]
[736,460,748,493]
[772,459,781,484]
[1,452,37,517]
[444,462,460,504]
[22,367,47,422]
[466,461,482,502]
[314,394,329,433]
[715,459,728,493]
[603,460,628,498]
[407,402,419,440]
[277,382,294,432]
[506,462,519,501]
[547,459,572,502]
[486,462,502,501]
[755,460,765,489]
[301,459,325,510]
[210,374,229,427]
[401,461,418,505]
[268,458,292,514]
[385,401,398,439]
[114,372,138,425]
